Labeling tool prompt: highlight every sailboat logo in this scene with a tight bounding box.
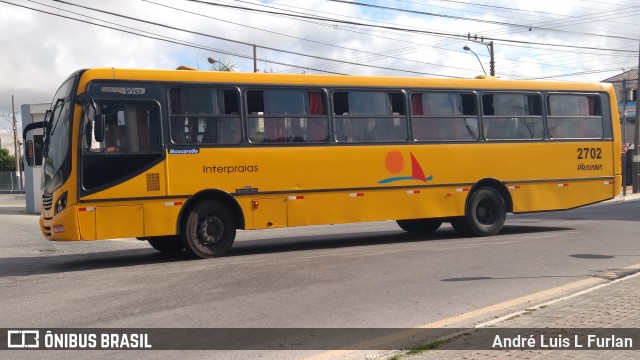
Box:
[378,150,433,184]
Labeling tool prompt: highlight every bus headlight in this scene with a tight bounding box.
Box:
[55,192,68,214]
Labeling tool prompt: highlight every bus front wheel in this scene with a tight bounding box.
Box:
[148,236,184,253]
[453,187,506,237]
[181,200,236,259]
[396,219,442,234]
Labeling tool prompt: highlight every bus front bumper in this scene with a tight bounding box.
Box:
[40,205,82,241]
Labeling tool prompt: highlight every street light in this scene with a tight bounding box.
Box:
[463,46,487,76]
[207,57,233,72]
[466,34,495,76]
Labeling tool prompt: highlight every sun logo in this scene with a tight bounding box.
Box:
[379,150,433,184]
[384,150,405,174]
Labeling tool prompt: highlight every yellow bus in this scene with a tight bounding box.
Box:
[24,68,621,258]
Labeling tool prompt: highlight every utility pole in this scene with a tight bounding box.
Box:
[634,41,640,193]
[11,95,22,190]
[488,40,495,77]
[253,45,258,73]
[622,79,628,196]
[467,33,495,76]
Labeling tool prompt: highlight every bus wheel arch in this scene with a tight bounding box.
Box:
[177,190,244,259]
[470,179,513,213]
[453,179,511,237]
[178,189,245,235]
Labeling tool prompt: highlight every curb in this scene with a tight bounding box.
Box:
[475,269,640,329]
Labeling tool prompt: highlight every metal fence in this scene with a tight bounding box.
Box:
[0,171,23,192]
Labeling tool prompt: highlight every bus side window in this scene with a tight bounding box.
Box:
[248,89,328,144]
[170,87,240,145]
[264,118,286,143]
[214,116,241,144]
[333,91,406,143]
[549,119,576,138]
[307,118,328,142]
[548,94,604,139]
[483,93,543,140]
[411,92,478,142]
[485,117,515,139]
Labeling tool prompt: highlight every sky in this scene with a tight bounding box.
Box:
[0,0,639,146]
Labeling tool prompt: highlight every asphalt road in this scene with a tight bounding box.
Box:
[1,194,640,359]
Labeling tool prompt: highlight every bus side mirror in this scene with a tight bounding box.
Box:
[94,113,106,143]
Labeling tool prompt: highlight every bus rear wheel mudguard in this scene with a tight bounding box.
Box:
[453,186,506,237]
[396,219,443,234]
[181,200,236,259]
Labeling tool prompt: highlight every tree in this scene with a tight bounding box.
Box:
[208,56,237,72]
[0,148,15,171]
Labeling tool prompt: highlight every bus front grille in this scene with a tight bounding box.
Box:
[42,194,53,210]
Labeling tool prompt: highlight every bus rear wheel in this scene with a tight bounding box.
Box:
[455,186,506,237]
[147,236,184,253]
[396,219,442,234]
[181,200,236,259]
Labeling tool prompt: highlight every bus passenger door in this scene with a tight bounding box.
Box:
[78,100,165,239]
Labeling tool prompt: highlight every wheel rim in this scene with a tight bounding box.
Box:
[196,214,224,246]
[476,198,497,225]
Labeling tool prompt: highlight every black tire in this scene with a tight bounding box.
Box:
[450,217,473,236]
[460,186,506,236]
[147,236,184,253]
[396,219,442,234]
[181,200,236,259]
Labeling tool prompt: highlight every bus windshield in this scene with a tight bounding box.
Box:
[42,75,76,193]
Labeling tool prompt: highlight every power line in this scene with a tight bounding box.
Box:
[47,0,463,77]
[391,0,640,38]
[2,0,636,80]
[6,0,348,74]
[143,0,474,74]
[327,0,639,41]
[196,0,638,78]
[198,0,639,78]
[185,0,637,54]
[7,0,461,76]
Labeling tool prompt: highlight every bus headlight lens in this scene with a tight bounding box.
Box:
[55,192,68,214]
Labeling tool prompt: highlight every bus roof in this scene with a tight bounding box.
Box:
[79,67,613,93]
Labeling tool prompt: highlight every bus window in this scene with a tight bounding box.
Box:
[547,94,603,139]
[411,92,479,141]
[83,102,162,153]
[81,101,162,190]
[483,93,544,140]
[333,91,407,143]
[246,89,328,144]
[169,88,241,145]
